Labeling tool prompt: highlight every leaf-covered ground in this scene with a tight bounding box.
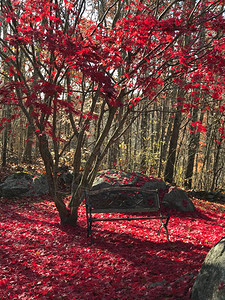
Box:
[0,197,225,300]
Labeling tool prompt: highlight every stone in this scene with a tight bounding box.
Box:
[188,190,225,204]
[91,169,170,209]
[92,169,166,191]
[162,187,195,212]
[0,172,49,198]
[92,169,138,190]
[58,171,73,186]
[0,172,33,198]
[207,194,216,201]
[91,175,114,190]
[142,180,167,191]
[191,237,225,300]
[25,174,49,196]
[188,190,208,199]
[147,280,166,288]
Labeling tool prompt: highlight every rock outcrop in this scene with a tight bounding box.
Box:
[0,172,49,198]
[191,237,225,300]
[92,170,195,211]
[0,169,196,213]
[163,187,195,212]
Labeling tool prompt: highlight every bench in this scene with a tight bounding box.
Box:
[85,186,170,244]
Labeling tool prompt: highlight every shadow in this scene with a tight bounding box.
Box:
[89,207,214,222]
[87,223,211,255]
[190,238,225,300]
[1,198,219,299]
[54,220,210,298]
[0,201,59,226]
[166,209,213,221]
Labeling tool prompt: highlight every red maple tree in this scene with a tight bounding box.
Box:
[0,0,224,225]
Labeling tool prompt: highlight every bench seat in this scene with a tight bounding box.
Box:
[85,186,170,244]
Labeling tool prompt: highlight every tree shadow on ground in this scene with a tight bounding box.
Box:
[61,221,209,299]
[1,201,215,300]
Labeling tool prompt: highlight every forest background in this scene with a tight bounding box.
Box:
[0,0,225,225]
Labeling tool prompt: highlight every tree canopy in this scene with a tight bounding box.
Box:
[0,0,225,225]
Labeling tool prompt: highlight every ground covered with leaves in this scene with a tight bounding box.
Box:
[0,197,225,300]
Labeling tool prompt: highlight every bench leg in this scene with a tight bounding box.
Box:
[86,205,94,244]
[87,218,94,244]
[89,220,93,244]
[158,215,170,241]
[87,220,90,238]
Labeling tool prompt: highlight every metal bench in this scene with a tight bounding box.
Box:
[85,186,170,244]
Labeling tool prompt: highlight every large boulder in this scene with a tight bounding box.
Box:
[91,175,114,190]
[188,190,225,204]
[0,172,49,198]
[91,170,169,204]
[90,170,166,210]
[162,187,195,211]
[142,180,167,191]
[92,169,167,191]
[0,172,33,198]
[191,237,225,300]
[92,169,138,190]
[25,174,49,197]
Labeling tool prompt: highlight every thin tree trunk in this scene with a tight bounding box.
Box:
[1,105,11,166]
[164,103,182,183]
[211,139,222,191]
[1,17,9,167]
[2,123,8,167]
[140,108,148,173]
[68,107,117,225]
[158,99,167,177]
[38,133,71,224]
[22,122,33,163]
[185,108,203,189]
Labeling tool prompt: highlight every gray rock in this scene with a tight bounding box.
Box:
[91,170,170,205]
[207,194,215,201]
[162,187,195,211]
[63,172,73,185]
[25,174,49,196]
[0,172,33,198]
[0,172,49,198]
[58,170,73,185]
[191,237,225,300]
[142,180,167,191]
[92,169,138,190]
[104,170,138,185]
[188,190,225,203]
[147,280,166,288]
[91,175,114,191]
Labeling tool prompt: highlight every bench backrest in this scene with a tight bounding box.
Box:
[85,187,160,213]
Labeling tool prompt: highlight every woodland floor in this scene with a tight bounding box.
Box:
[0,196,225,300]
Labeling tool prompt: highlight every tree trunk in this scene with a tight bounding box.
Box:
[38,134,55,194]
[158,99,168,177]
[164,104,182,183]
[2,125,8,167]
[22,123,33,163]
[68,107,117,224]
[140,108,148,172]
[108,143,119,168]
[211,140,222,191]
[185,108,203,189]
[38,133,73,225]
[1,19,9,167]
